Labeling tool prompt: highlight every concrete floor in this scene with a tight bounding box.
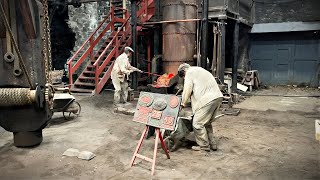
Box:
[0,87,319,179]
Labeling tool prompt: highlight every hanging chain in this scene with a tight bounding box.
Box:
[42,0,52,85]
[42,0,54,108]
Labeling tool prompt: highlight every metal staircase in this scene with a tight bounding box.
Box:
[67,0,155,94]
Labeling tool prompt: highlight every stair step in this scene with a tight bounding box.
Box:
[74,82,96,86]
[83,70,95,74]
[79,76,102,81]
[83,70,106,77]
[70,87,93,93]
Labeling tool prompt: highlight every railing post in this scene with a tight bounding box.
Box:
[68,63,73,87]
[94,64,99,94]
[115,33,119,57]
[111,6,115,31]
[89,37,94,62]
[144,0,147,22]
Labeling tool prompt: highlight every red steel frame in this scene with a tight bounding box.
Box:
[130,125,170,175]
[66,7,131,94]
[67,0,155,94]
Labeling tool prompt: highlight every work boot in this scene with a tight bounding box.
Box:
[113,103,120,107]
[191,146,210,152]
[210,144,218,151]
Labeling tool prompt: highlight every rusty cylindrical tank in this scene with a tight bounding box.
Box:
[162,0,197,74]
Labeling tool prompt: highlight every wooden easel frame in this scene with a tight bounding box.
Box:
[130,125,170,175]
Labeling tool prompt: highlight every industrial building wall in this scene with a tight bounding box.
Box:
[250,0,320,87]
[254,0,320,23]
[250,32,320,87]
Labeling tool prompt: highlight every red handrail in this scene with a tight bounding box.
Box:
[67,7,114,84]
[94,9,131,94]
[136,0,155,30]
[67,1,154,93]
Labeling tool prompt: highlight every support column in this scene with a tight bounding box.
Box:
[232,20,239,92]
[219,20,226,83]
[153,0,160,55]
[200,0,209,69]
[131,0,138,89]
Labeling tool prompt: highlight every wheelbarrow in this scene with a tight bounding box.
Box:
[52,90,81,120]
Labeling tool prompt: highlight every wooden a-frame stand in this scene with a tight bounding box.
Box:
[130,125,170,175]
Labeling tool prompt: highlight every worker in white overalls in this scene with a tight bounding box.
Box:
[178,63,223,152]
[111,47,142,106]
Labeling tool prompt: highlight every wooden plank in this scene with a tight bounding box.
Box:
[18,0,36,39]
[136,154,153,163]
[130,126,149,167]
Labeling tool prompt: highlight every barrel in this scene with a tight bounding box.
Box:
[162,0,197,74]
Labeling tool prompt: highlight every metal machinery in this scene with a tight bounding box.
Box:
[0,0,112,147]
[0,0,54,147]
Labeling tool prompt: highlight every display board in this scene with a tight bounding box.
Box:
[133,92,181,130]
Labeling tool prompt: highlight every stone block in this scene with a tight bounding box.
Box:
[63,148,80,157]
[78,151,96,161]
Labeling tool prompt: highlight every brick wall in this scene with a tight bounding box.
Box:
[254,0,320,23]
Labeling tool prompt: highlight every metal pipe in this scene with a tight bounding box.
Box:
[211,25,217,75]
[220,20,226,83]
[232,21,239,92]
[147,38,151,77]
[142,72,162,77]
[200,0,208,69]
[131,0,138,89]
[153,0,160,55]
[144,19,200,25]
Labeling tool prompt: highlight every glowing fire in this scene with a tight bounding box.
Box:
[153,73,175,88]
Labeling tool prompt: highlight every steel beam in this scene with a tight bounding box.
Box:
[232,20,239,92]
[153,0,160,55]
[131,0,138,89]
[200,0,208,69]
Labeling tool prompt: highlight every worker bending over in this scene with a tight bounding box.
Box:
[111,47,142,106]
[178,63,223,152]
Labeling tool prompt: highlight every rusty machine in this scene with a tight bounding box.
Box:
[0,0,55,147]
[0,0,105,147]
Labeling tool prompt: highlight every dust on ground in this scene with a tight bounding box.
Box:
[0,87,319,179]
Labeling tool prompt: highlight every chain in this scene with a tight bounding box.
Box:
[41,0,54,108]
[42,0,52,85]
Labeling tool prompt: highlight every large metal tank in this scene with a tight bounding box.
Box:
[162,0,197,74]
[0,0,52,147]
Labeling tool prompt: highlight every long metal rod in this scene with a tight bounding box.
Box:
[142,72,161,77]
[143,18,200,25]
[217,27,221,80]
[0,2,34,88]
[211,25,217,75]
[220,20,226,83]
